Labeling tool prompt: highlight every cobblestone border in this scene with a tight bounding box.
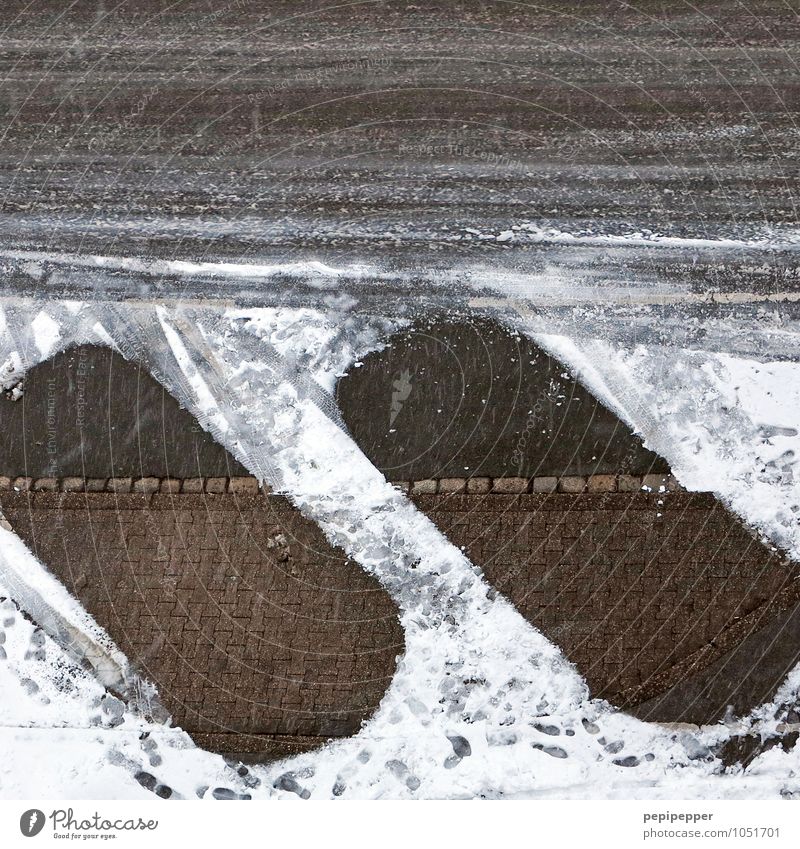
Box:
[0,473,683,495]
[397,473,683,495]
[0,475,263,494]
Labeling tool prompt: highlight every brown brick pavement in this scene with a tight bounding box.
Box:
[2,491,403,746]
[1,483,795,755]
[418,490,796,706]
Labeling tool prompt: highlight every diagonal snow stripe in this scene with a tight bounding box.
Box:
[0,526,130,695]
[169,309,349,434]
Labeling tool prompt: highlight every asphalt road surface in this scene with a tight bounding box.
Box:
[0,1,798,363]
[0,2,797,270]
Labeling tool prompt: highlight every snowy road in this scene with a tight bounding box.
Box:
[2,232,800,364]
[2,1,798,263]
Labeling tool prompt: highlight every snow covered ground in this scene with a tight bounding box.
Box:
[1,247,800,799]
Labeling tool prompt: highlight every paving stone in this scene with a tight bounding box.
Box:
[642,473,669,491]
[0,476,13,490]
[12,476,33,491]
[664,474,683,492]
[229,477,259,495]
[85,478,108,492]
[106,477,133,493]
[466,477,491,494]
[33,477,58,491]
[159,478,182,493]
[133,477,161,494]
[181,478,205,493]
[411,479,438,495]
[206,477,228,494]
[618,475,642,492]
[438,478,467,493]
[558,476,587,493]
[61,477,85,492]
[587,475,617,492]
[390,481,411,493]
[491,477,529,494]
[532,476,558,493]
